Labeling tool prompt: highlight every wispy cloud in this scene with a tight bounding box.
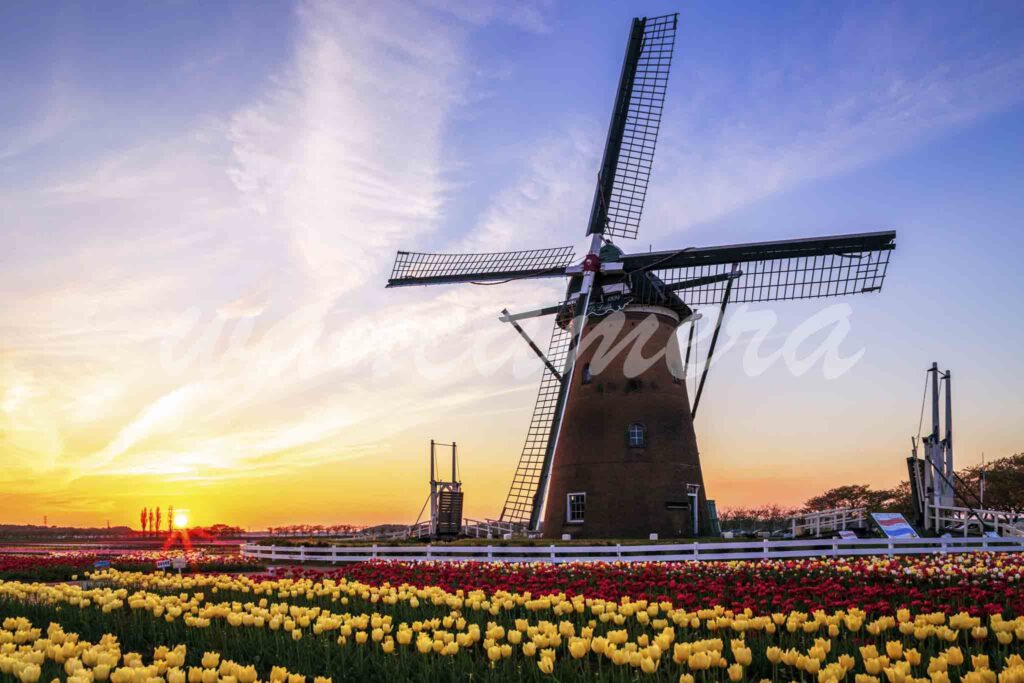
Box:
[0,0,559,522]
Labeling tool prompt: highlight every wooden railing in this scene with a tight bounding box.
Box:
[790,507,867,538]
[931,505,1024,537]
[241,536,1024,565]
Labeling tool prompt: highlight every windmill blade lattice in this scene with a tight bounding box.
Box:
[626,231,896,304]
[387,246,576,288]
[590,13,678,240]
[499,314,575,525]
[655,249,893,305]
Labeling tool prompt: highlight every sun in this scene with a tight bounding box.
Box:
[173,511,189,529]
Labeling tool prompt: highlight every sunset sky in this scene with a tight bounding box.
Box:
[2,1,1023,529]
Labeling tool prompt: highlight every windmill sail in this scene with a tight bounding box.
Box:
[623,231,896,305]
[499,314,575,526]
[588,13,678,240]
[387,246,576,287]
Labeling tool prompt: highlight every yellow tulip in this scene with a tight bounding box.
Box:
[727,664,743,682]
[688,652,711,671]
[18,664,41,683]
[537,657,554,675]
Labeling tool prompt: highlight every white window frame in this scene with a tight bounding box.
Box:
[628,422,646,448]
[566,492,586,524]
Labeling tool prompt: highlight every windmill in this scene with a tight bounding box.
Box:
[386,13,896,538]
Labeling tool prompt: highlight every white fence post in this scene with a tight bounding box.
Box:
[372,544,378,559]
[550,544,556,561]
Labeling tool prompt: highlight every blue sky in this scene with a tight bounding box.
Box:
[1,1,1022,526]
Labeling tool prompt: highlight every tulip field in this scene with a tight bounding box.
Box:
[1,554,1024,683]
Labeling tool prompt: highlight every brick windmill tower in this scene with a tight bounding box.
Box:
[387,13,896,538]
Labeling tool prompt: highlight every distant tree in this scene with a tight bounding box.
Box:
[168,505,175,532]
[155,507,162,534]
[140,508,148,533]
[959,453,1024,512]
[883,480,916,518]
[804,485,882,512]
[148,509,155,535]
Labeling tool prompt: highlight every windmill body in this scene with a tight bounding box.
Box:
[541,304,707,538]
[386,14,896,538]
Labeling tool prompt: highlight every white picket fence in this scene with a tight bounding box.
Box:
[241,536,1024,565]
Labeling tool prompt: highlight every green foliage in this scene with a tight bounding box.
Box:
[959,452,1024,512]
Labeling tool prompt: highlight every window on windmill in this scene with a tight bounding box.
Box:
[566,492,586,524]
[582,363,592,384]
[628,423,646,448]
